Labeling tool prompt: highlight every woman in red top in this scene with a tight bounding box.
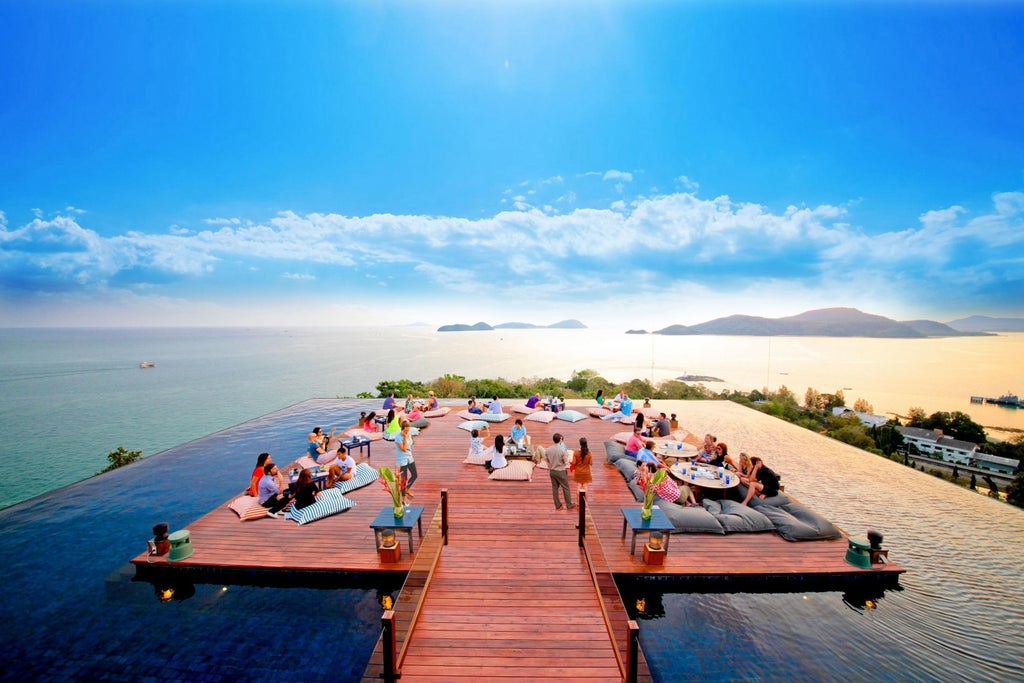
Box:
[248,452,271,496]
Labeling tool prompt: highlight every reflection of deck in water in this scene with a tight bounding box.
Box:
[132,405,903,682]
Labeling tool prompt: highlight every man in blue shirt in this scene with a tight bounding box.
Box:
[487,395,503,414]
[258,463,293,516]
[600,393,634,421]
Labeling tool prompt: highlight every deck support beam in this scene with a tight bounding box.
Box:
[381,610,400,681]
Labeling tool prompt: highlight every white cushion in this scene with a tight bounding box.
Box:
[488,460,535,481]
[476,412,511,423]
[286,488,356,525]
[619,416,638,425]
[525,411,557,423]
[454,409,478,420]
[589,407,612,417]
[457,420,490,432]
[511,404,539,414]
[556,410,588,423]
[464,448,491,465]
[423,407,451,418]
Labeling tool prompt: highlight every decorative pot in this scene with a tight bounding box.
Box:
[641,505,653,521]
[393,504,405,518]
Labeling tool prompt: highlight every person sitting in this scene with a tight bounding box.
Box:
[406,406,430,430]
[624,427,645,458]
[404,394,416,413]
[615,389,627,402]
[643,397,652,408]
[741,456,781,506]
[257,463,293,516]
[635,461,697,506]
[595,389,605,406]
[510,418,531,448]
[292,468,321,513]
[326,447,356,487]
[525,392,541,409]
[382,392,396,411]
[669,413,679,430]
[634,412,649,437]
[709,442,728,468]
[695,433,717,463]
[735,452,754,484]
[487,395,503,414]
[652,413,671,437]
[468,426,490,460]
[467,398,483,414]
[362,411,379,432]
[308,427,338,463]
[248,452,272,496]
[636,440,665,468]
[485,434,507,473]
[422,391,439,411]
[382,409,400,440]
[600,393,633,421]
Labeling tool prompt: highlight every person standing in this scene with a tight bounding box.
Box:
[573,437,593,501]
[395,420,418,503]
[545,433,575,510]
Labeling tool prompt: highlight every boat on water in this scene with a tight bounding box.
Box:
[970,395,984,404]
[139,362,156,368]
[985,392,1020,407]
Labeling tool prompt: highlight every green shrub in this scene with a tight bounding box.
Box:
[101,446,142,473]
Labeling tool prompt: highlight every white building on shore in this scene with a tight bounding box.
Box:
[832,407,889,428]
[891,425,1024,473]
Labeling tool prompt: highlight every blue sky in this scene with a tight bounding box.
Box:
[1,1,1022,329]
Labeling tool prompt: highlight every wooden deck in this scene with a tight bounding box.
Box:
[131,403,903,681]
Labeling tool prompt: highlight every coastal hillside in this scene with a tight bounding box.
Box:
[653,307,985,338]
[438,319,586,332]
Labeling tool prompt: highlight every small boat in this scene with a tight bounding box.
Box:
[985,392,1019,407]
[970,396,984,404]
[139,362,156,369]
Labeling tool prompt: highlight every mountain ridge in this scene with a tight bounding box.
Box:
[438,319,587,332]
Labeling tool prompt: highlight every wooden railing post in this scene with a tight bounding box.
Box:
[578,490,586,547]
[441,489,449,545]
[381,610,400,681]
[625,619,639,683]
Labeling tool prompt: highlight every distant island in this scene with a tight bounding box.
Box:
[650,307,994,338]
[438,319,587,332]
[946,315,1024,333]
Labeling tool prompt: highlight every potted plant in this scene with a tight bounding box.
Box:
[378,466,405,517]
[635,465,668,520]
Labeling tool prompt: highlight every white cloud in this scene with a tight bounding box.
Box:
[675,175,700,192]
[603,169,633,182]
[283,272,315,280]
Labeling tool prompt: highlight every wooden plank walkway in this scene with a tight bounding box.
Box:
[131,401,902,680]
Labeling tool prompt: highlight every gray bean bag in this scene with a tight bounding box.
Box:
[756,502,842,541]
[654,498,725,534]
[703,499,776,533]
[614,457,638,481]
[605,440,629,464]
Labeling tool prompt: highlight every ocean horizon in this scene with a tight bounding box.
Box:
[2,326,1022,509]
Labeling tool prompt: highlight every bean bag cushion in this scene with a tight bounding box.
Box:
[525,411,557,423]
[227,495,269,521]
[756,503,842,541]
[604,440,629,464]
[342,429,384,442]
[614,457,638,481]
[655,499,725,534]
[511,404,539,414]
[422,407,451,418]
[556,410,589,423]
[735,484,791,507]
[619,416,638,425]
[334,463,379,494]
[627,481,645,502]
[488,460,535,481]
[611,431,632,445]
[476,412,511,423]
[457,420,489,432]
[454,410,478,420]
[285,489,356,525]
[703,499,776,533]
[589,407,612,417]
[464,448,491,465]
[410,417,430,429]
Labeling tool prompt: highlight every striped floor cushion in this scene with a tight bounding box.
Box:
[488,460,535,481]
[286,489,356,525]
[476,412,511,423]
[525,411,556,423]
[227,494,269,521]
[334,462,379,494]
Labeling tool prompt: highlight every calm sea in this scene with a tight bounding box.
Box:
[1,327,1022,509]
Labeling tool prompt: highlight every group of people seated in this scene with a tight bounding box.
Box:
[466,395,504,415]
[467,418,533,473]
[626,431,781,507]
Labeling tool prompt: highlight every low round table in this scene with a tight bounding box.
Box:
[668,463,740,490]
